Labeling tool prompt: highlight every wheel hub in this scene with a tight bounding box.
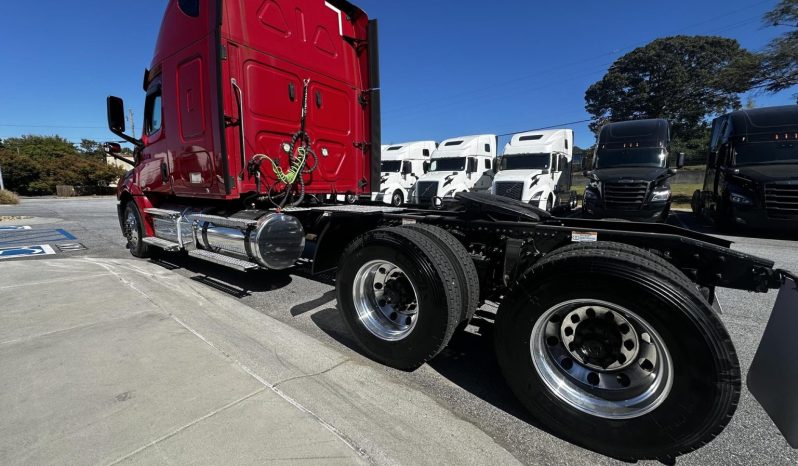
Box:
[125,211,139,244]
[560,307,639,371]
[352,260,420,341]
[532,300,673,419]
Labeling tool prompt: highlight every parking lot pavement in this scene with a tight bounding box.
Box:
[2,198,797,465]
[0,255,521,465]
[0,258,367,465]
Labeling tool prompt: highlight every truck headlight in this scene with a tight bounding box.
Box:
[443,189,456,198]
[730,192,753,205]
[530,191,544,201]
[651,188,671,202]
[588,179,601,190]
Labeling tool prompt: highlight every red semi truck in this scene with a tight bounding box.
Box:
[106,0,798,460]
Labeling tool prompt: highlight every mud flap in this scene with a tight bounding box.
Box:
[748,275,798,448]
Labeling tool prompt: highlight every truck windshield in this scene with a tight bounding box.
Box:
[595,148,667,169]
[501,153,550,171]
[733,142,798,166]
[381,161,402,173]
[430,157,466,172]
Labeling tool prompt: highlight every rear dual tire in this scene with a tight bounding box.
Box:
[495,242,740,461]
[337,226,470,370]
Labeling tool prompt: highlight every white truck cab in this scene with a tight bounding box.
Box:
[372,141,436,206]
[412,134,497,205]
[492,129,576,212]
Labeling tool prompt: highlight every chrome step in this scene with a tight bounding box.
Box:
[189,214,258,229]
[188,249,260,271]
[144,208,182,219]
[142,236,181,251]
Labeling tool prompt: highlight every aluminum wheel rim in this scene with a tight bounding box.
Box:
[124,210,139,246]
[353,260,420,341]
[530,299,673,419]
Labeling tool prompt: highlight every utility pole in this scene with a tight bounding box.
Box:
[127,109,136,137]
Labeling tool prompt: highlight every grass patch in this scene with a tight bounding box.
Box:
[671,183,702,210]
[0,190,20,205]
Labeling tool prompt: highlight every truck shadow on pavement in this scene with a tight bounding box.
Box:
[307,303,544,431]
[150,253,293,297]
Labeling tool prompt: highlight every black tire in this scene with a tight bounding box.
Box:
[346,194,358,204]
[402,224,480,322]
[691,190,702,217]
[494,242,740,461]
[337,227,463,370]
[122,201,152,258]
[715,198,736,233]
[391,190,404,207]
[548,241,685,278]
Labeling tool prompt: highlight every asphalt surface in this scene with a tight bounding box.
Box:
[1,197,797,465]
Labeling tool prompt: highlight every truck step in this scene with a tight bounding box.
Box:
[189,214,258,229]
[188,249,260,271]
[144,208,182,219]
[142,236,181,251]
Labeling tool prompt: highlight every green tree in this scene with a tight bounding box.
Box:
[78,139,107,162]
[0,135,125,195]
[585,36,760,142]
[759,0,798,96]
[2,135,77,160]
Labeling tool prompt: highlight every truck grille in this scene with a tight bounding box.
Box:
[603,182,650,210]
[494,182,524,201]
[765,183,798,219]
[416,181,439,203]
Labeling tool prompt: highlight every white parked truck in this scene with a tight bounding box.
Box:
[411,134,497,205]
[492,129,577,212]
[372,141,436,206]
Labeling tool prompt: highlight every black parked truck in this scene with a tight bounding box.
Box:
[692,105,798,230]
[583,119,685,222]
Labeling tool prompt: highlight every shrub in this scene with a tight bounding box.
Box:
[0,189,20,205]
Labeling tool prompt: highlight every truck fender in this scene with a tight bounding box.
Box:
[118,188,156,237]
[312,216,383,275]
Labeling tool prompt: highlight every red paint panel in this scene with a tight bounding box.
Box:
[222,0,374,196]
[177,57,206,141]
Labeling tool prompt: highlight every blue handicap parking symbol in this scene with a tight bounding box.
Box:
[0,244,56,260]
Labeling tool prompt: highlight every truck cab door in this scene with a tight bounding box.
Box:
[137,78,172,194]
[553,154,573,207]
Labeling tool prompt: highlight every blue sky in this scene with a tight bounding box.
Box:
[0,0,794,150]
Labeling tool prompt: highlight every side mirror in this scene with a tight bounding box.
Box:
[106,96,143,148]
[492,163,498,175]
[104,142,121,154]
[107,96,126,134]
[676,152,686,169]
[467,158,477,174]
[423,161,431,173]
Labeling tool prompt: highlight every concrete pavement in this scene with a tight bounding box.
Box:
[0,257,520,465]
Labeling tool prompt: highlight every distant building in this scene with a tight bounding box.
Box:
[106,154,134,171]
